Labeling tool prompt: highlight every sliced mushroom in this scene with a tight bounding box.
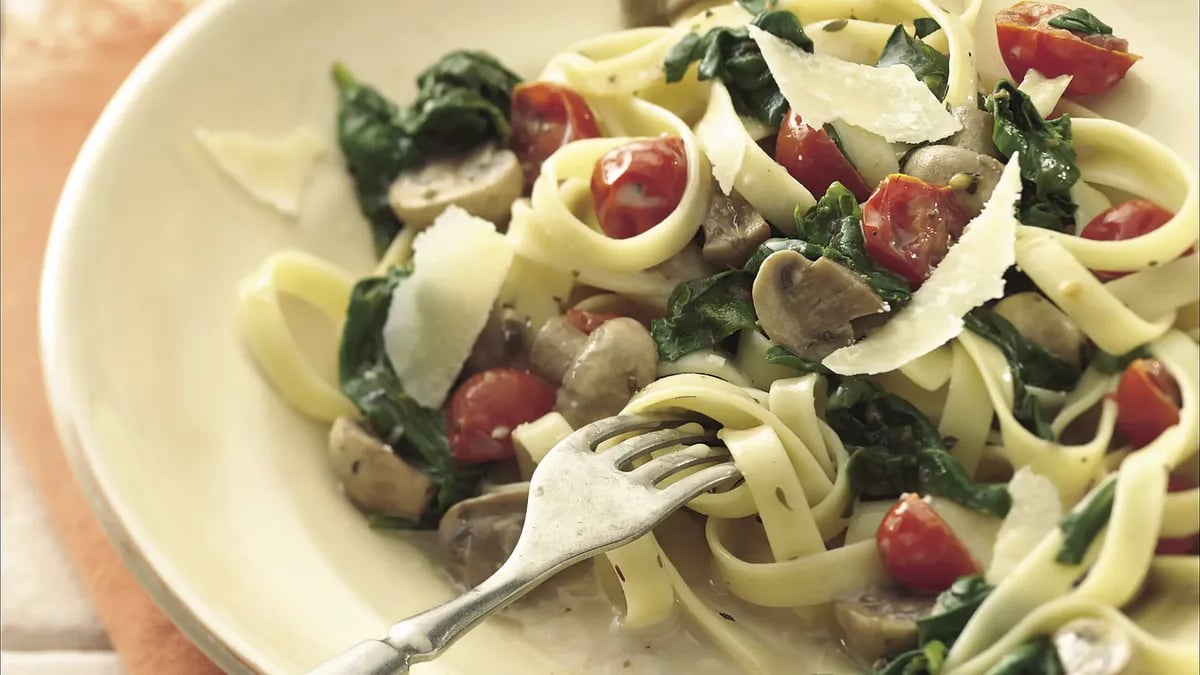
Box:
[464,304,531,375]
[902,144,1005,218]
[945,105,1000,158]
[1053,618,1134,675]
[438,484,529,587]
[388,144,522,230]
[328,417,434,519]
[701,190,772,268]
[529,316,588,385]
[994,292,1086,367]
[752,250,886,361]
[834,588,934,662]
[557,318,658,427]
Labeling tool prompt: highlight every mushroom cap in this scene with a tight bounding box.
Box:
[328,417,435,519]
[438,483,529,587]
[751,250,885,361]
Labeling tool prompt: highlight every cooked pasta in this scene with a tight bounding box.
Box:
[231,1,1198,672]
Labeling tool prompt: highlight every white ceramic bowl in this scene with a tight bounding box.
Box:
[39,1,1197,674]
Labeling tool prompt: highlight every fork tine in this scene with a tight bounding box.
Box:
[659,462,742,503]
[604,427,720,468]
[628,444,730,485]
[566,414,676,450]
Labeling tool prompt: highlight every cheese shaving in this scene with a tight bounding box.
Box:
[195,127,325,215]
[749,25,961,144]
[822,157,1023,375]
[383,206,514,408]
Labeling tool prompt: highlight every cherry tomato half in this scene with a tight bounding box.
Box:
[1114,358,1182,449]
[565,309,621,334]
[510,82,602,189]
[775,109,871,202]
[995,2,1141,97]
[590,136,689,239]
[1080,199,1185,280]
[876,493,980,593]
[1157,476,1200,555]
[447,368,556,464]
[861,174,969,289]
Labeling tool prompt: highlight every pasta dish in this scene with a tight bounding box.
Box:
[227,1,1199,672]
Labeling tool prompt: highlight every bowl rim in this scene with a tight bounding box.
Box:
[38,0,263,670]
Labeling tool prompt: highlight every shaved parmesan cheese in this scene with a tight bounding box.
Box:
[987,467,1062,584]
[750,26,960,144]
[822,157,1023,375]
[694,91,747,196]
[927,496,1001,571]
[195,127,325,215]
[383,206,514,408]
[1018,70,1073,118]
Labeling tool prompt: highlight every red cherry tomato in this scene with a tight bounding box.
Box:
[775,109,871,202]
[1114,358,1182,449]
[876,494,980,593]
[446,368,556,464]
[1080,200,1186,280]
[510,82,602,189]
[995,2,1141,97]
[860,174,969,289]
[590,136,689,239]
[1157,476,1200,555]
[565,309,621,334]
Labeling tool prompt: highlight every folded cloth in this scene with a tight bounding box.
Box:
[1,2,222,674]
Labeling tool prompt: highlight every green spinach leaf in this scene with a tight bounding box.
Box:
[1090,345,1151,375]
[333,65,418,255]
[916,576,993,647]
[663,10,812,126]
[1057,478,1117,564]
[912,17,941,39]
[963,307,1081,440]
[986,80,1079,232]
[333,52,521,255]
[650,270,757,361]
[764,345,834,375]
[1047,7,1113,36]
[984,637,1065,675]
[744,184,912,304]
[877,24,950,99]
[339,268,485,527]
[830,378,1011,517]
[873,640,947,675]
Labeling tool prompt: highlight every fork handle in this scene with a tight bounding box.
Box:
[308,564,540,674]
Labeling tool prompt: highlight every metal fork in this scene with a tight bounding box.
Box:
[309,414,739,675]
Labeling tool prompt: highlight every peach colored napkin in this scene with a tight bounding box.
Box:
[1,2,222,674]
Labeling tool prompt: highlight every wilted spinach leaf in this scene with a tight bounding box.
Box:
[338,268,484,527]
[764,345,834,375]
[1057,478,1117,564]
[987,80,1079,232]
[828,376,1010,517]
[650,270,757,361]
[963,307,1081,440]
[1090,344,1151,375]
[742,184,911,304]
[663,10,812,126]
[873,640,947,675]
[333,52,521,255]
[916,575,994,647]
[1047,7,1113,36]
[912,17,941,38]
[877,24,950,99]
